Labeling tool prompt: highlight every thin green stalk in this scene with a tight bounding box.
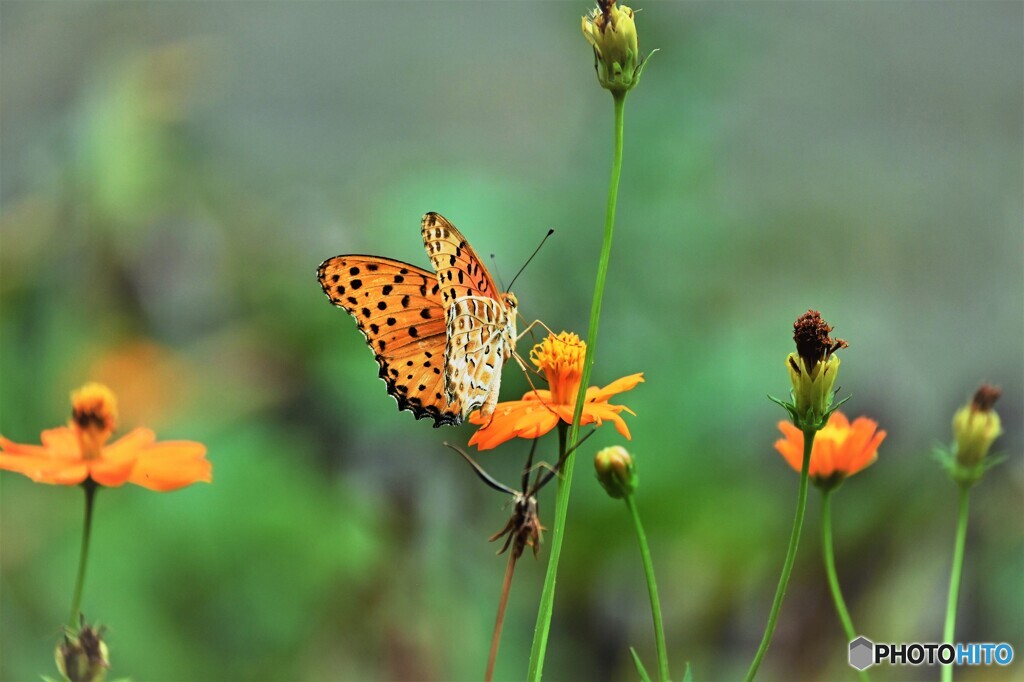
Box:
[624,493,670,682]
[527,91,627,681]
[941,486,970,682]
[68,480,98,631]
[821,490,870,682]
[744,430,816,682]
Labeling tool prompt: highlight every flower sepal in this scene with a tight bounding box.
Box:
[934,446,1006,490]
[768,391,851,433]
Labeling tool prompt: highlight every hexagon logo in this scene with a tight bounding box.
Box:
[849,636,875,670]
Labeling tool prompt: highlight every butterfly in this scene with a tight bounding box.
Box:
[317,212,519,427]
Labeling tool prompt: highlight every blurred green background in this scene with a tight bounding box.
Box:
[1,2,1021,681]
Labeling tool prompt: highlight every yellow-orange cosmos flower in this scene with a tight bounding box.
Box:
[774,411,885,488]
[0,383,210,491]
[469,332,643,451]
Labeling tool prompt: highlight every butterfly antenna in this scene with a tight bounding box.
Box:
[508,229,554,292]
[489,254,507,292]
[443,442,518,497]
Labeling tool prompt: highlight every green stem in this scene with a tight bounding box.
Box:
[625,493,670,682]
[821,490,870,682]
[68,480,98,631]
[941,486,970,682]
[527,91,627,681]
[744,430,816,682]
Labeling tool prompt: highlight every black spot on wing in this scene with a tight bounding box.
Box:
[375,355,461,427]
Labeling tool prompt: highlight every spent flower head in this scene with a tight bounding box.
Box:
[776,310,849,431]
[56,619,109,682]
[594,445,637,498]
[581,1,652,96]
[491,492,545,559]
[939,383,1004,487]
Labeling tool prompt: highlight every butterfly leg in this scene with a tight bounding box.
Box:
[529,428,599,495]
[515,318,559,342]
[510,351,565,423]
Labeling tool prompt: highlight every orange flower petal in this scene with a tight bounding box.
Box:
[814,436,837,477]
[0,436,51,457]
[130,442,210,491]
[46,464,91,486]
[588,373,645,403]
[87,457,136,487]
[775,412,885,481]
[844,420,884,474]
[468,408,522,450]
[553,404,576,425]
[0,452,89,485]
[774,421,804,472]
[827,411,851,430]
[102,428,157,463]
[39,427,81,459]
[583,403,633,439]
[778,420,803,442]
[589,403,634,440]
[512,408,560,440]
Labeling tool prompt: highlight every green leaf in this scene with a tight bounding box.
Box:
[630,647,654,682]
[682,661,693,682]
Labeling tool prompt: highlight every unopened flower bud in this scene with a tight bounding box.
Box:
[595,445,637,498]
[953,384,1002,468]
[581,1,648,95]
[56,622,109,682]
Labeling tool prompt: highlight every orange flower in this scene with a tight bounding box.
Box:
[468,332,643,450]
[0,383,210,491]
[774,411,885,487]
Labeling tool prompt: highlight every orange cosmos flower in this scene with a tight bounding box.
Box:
[774,411,885,488]
[0,382,210,491]
[468,331,643,451]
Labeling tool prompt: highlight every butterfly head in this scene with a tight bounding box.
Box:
[501,292,518,313]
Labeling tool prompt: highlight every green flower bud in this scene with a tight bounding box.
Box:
[595,445,637,498]
[954,384,1002,469]
[582,1,647,95]
[56,622,109,682]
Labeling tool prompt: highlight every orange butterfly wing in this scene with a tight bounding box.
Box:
[421,212,500,305]
[317,255,463,426]
[421,213,518,419]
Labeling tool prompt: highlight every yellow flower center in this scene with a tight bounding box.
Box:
[530,332,586,406]
[70,383,118,460]
[814,417,852,450]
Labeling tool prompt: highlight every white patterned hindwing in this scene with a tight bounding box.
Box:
[444,296,517,419]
